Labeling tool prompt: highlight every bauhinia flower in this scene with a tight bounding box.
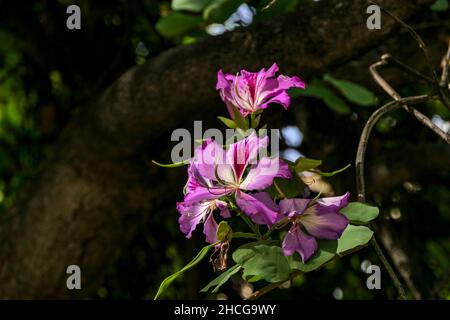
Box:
[216,63,305,117]
[279,192,350,262]
[177,132,290,241]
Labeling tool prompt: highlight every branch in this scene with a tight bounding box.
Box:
[355,94,436,300]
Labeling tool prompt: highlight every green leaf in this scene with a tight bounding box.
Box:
[172,0,211,12]
[232,232,258,239]
[200,264,242,293]
[203,0,243,23]
[154,243,216,299]
[340,202,379,224]
[336,225,373,255]
[229,104,248,130]
[246,275,263,282]
[155,12,202,38]
[267,170,305,199]
[289,240,337,272]
[294,157,322,173]
[217,221,232,242]
[152,159,189,168]
[313,163,351,177]
[232,241,292,283]
[431,0,449,11]
[250,114,261,129]
[295,79,352,114]
[323,74,378,107]
[217,116,237,129]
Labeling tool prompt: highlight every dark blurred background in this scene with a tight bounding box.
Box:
[0,0,449,299]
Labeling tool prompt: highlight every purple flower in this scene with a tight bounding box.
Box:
[177,132,290,241]
[216,63,305,117]
[279,193,350,262]
[177,199,230,244]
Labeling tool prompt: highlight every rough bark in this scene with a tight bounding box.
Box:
[0,0,435,298]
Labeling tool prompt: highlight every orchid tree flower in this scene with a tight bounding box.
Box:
[177,132,291,242]
[216,63,305,117]
[279,192,350,262]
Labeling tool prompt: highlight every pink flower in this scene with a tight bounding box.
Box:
[216,63,305,117]
[177,132,291,242]
[279,193,350,262]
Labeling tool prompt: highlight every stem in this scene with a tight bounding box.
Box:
[273,180,287,198]
[370,62,450,143]
[238,212,262,239]
[370,237,407,300]
[355,94,437,300]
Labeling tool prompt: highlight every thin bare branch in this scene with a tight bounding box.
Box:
[356,94,437,203]
[370,61,450,143]
[440,39,450,87]
[370,0,440,86]
[381,54,434,84]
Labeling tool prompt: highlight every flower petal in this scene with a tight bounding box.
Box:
[315,192,350,210]
[177,201,209,239]
[282,224,318,262]
[226,131,268,182]
[203,213,219,244]
[301,193,350,240]
[235,191,279,226]
[240,157,291,190]
[184,185,230,202]
[279,198,311,218]
[193,139,230,182]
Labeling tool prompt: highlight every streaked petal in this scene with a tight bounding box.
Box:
[227,132,268,182]
[301,193,350,240]
[235,191,279,226]
[184,185,230,202]
[279,198,311,218]
[240,157,291,190]
[177,201,210,239]
[315,192,350,211]
[203,213,219,244]
[282,224,318,262]
[301,207,349,240]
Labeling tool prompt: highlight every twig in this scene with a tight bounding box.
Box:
[381,54,434,84]
[355,94,436,300]
[370,237,408,299]
[441,40,450,87]
[370,1,440,86]
[262,0,277,11]
[355,95,437,203]
[370,61,450,143]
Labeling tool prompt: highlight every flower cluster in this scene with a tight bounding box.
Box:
[175,63,350,263]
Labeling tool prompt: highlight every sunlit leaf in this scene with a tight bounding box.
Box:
[324,74,378,107]
[340,202,379,224]
[154,242,216,299]
[336,225,373,255]
[200,264,242,293]
[217,116,237,129]
[294,157,322,173]
[232,240,292,283]
[289,240,337,272]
